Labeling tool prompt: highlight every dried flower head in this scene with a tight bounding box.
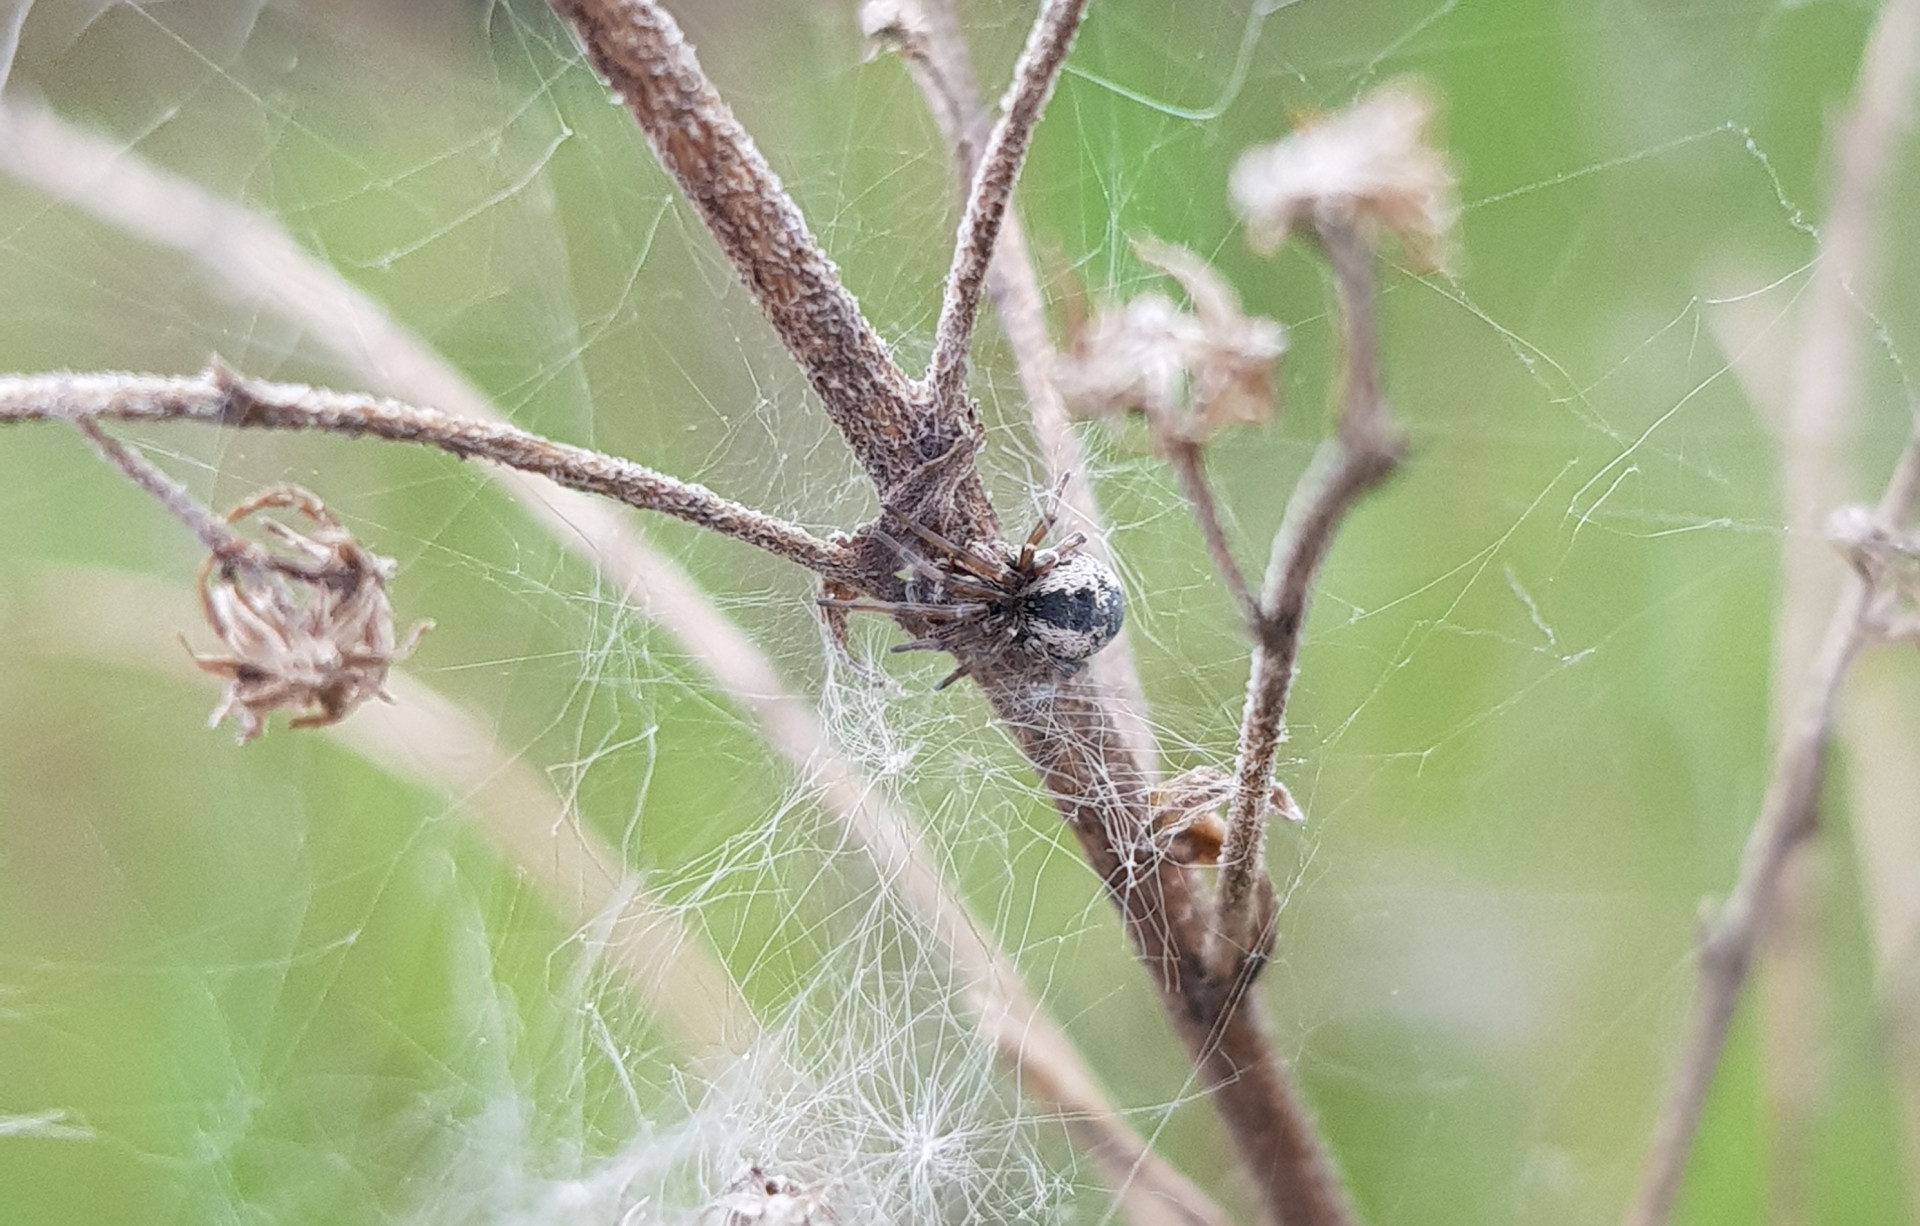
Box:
[187,486,430,744]
[1831,503,1920,643]
[1054,238,1286,449]
[1230,81,1458,270]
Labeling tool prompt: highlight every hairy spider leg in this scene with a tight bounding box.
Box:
[922,613,1027,690]
[1024,529,1089,580]
[1013,470,1078,571]
[890,518,1017,588]
[816,597,993,620]
[869,526,1008,603]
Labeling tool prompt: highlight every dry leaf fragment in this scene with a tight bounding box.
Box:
[187,486,430,744]
[1230,81,1458,270]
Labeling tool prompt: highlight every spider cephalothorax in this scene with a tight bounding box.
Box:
[828,483,1125,689]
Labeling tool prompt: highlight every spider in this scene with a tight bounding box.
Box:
[825,478,1126,689]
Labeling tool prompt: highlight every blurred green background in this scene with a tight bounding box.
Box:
[1,0,1915,1222]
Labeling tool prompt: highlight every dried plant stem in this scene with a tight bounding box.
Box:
[883,0,1161,778]
[876,16,1355,1219]
[1215,223,1404,972]
[550,0,986,525]
[1762,0,1920,1214]
[1636,3,1920,1221]
[1622,420,1920,1226]
[984,677,1359,1226]
[0,368,858,582]
[69,417,262,568]
[926,0,1089,414]
[0,95,1213,1222]
[1166,439,1261,622]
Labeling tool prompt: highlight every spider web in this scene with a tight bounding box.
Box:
[0,1,1915,1224]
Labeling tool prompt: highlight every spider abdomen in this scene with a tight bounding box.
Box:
[1017,552,1125,664]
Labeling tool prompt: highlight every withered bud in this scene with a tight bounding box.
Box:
[1830,503,1920,645]
[1151,766,1303,866]
[1230,81,1458,270]
[187,486,430,744]
[1054,239,1286,449]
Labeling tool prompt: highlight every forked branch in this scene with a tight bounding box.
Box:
[1214,221,1405,973]
[11,2,1370,1221]
[925,0,1089,414]
[0,71,1228,1226]
[550,0,973,515]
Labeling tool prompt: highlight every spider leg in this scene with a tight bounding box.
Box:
[890,636,950,654]
[1026,530,1089,579]
[1014,506,1054,573]
[869,527,1010,598]
[818,597,993,621]
[1011,471,1075,570]
[926,575,1005,602]
[893,518,1016,587]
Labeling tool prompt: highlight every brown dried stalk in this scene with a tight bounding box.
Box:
[553,2,1358,1218]
[1624,0,1920,1220]
[867,5,1360,1221]
[986,677,1357,1226]
[1621,418,1920,1226]
[924,0,1088,415]
[551,0,993,542]
[9,1,1369,1218]
[1214,222,1404,974]
[1,367,857,583]
[71,421,432,743]
[1759,3,1920,1213]
[70,416,258,565]
[1166,440,1262,622]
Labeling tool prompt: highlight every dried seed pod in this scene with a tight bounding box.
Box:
[186,486,430,744]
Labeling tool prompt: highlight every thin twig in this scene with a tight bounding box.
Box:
[981,675,1360,1226]
[1622,419,1920,1226]
[1,368,859,583]
[1626,0,1920,1220]
[1166,438,1261,622]
[68,417,264,569]
[0,96,1210,1222]
[549,0,988,528]
[1214,221,1404,973]
[875,9,1360,1219]
[925,0,1089,416]
[1760,0,1920,1213]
